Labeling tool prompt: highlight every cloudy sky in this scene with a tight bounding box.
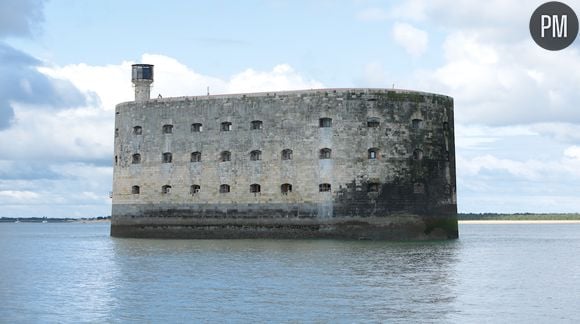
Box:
[1,0,580,217]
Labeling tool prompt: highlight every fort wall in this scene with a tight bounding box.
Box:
[111,88,457,240]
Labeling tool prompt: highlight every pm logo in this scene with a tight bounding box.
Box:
[530,1,578,50]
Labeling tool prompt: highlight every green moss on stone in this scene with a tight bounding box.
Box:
[387,92,425,103]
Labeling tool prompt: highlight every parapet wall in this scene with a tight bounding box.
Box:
[111,88,457,240]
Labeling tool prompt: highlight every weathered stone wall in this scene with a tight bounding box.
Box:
[111,88,457,240]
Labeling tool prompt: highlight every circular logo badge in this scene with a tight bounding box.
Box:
[530,1,578,50]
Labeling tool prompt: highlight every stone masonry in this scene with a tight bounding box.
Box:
[111,88,458,240]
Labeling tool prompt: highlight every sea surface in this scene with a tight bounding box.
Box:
[1,222,579,323]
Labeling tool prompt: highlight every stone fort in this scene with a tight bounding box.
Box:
[111,64,458,240]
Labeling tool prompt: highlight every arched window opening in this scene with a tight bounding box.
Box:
[191,123,203,132]
[319,183,332,192]
[414,182,425,194]
[162,185,172,194]
[368,183,380,192]
[319,118,332,128]
[133,126,142,135]
[250,183,261,193]
[413,149,423,160]
[162,152,172,163]
[281,183,292,195]
[368,148,379,160]
[320,148,332,159]
[162,124,173,134]
[190,185,201,195]
[115,128,119,138]
[191,151,202,162]
[114,155,118,165]
[131,185,140,194]
[221,122,232,131]
[250,150,262,161]
[281,149,293,160]
[251,120,263,130]
[132,153,141,164]
[219,184,230,193]
[412,119,423,129]
[367,118,380,128]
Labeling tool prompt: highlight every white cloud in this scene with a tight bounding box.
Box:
[0,162,113,217]
[372,0,580,126]
[392,22,428,57]
[388,0,535,36]
[412,30,580,125]
[141,54,228,98]
[529,123,580,143]
[39,54,324,108]
[455,123,537,150]
[0,104,112,161]
[10,54,325,164]
[227,64,323,93]
[456,148,580,213]
[0,54,325,217]
[458,154,544,180]
[564,146,580,160]
[0,190,39,202]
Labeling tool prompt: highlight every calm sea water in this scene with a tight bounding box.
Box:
[1,222,579,323]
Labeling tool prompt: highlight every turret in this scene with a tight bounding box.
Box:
[131,64,154,102]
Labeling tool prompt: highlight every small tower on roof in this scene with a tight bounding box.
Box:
[131,64,154,102]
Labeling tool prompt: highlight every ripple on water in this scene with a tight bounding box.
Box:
[1,223,580,322]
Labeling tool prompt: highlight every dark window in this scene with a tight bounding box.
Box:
[191,151,201,162]
[368,183,380,192]
[251,120,263,130]
[413,149,423,160]
[131,186,140,194]
[162,124,173,134]
[133,126,142,135]
[250,150,262,161]
[132,153,141,164]
[412,119,423,129]
[319,118,332,128]
[414,182,425,194]
[320,148,332,159]
[368,148,379,160]
[219,184,230,193]
[250,183,261,193]
[191,123,203,132]
[190,185,201,195]
[281,149,293,160]
[162,152,172,163]
[115,128,119,137]
[162,185,172,194]
[221,122,232,131]
[367,118,380,128]
[114,156,118,165]
[319,183,331,192]
[220,151,231,162]
[281,183,292,195]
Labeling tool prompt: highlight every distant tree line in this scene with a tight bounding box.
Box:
[459,213,580,220]
[0,216,111,223]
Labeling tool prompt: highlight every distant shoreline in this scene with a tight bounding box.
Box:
[0,217,110,224]
[459,220,580,224]
[3,214,580,224]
